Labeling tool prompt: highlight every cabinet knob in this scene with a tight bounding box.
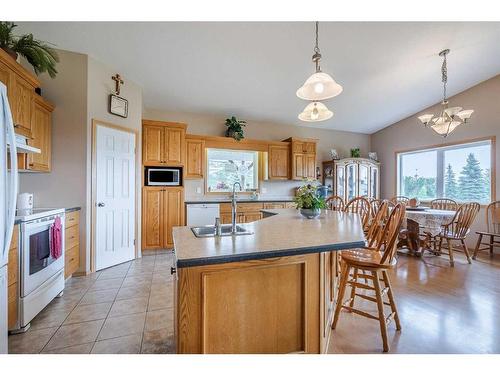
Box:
[97,202,105,207]
[170,267,177,275]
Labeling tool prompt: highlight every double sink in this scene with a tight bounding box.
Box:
[191,224,254,238]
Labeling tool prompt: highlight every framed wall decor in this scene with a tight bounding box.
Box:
[109,94,128,118]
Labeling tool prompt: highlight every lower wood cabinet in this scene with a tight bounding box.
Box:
[64,210,80,278]
[142,186,184,250]
[7,225,19,330]
[219,202,264,224]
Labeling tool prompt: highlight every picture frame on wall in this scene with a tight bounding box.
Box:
[109,94,128,118]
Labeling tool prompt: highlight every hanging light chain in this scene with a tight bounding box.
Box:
[314,21,320,53]
[312,21,322,72]
[441,52,448,103]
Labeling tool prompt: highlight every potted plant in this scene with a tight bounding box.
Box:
[0,22,59,78]
[294,182,327,219]
[350,147,361,158]
[225,116,246,141]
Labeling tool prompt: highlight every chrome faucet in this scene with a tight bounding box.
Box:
[231,182,242,233]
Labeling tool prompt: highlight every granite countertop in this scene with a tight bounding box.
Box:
[173,208,366,268]
[185,197,295,204]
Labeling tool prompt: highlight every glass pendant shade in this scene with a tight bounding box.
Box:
[298,102,333,122]
[457,109,474,120]
[444,106,463,117]
[296,72,343,101]
[418,114,434,125]
[430,117,461,137]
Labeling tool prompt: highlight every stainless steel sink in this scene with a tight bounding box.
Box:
[191,224,254,238]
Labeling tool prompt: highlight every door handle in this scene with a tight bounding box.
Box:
[97,202,105,207]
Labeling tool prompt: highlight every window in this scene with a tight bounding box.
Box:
[206,148,259,193]
[397,139,493,204]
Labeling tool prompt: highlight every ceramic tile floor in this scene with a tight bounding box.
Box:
[8,250,175,354]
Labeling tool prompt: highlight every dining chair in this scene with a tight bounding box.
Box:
[345,197,371,231]
[473,201,500,259]
[366,200,390,247]
[430,198,458,211]
[332,203,406,352]
[391,196,410,206]
[326,195,345,211]
[370,199,382,218]
[436,202,480,266]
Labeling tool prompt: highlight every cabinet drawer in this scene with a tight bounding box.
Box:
[263,202,287,209]
[65,211,80,229]
[65,246,80,278]
[65,225,79,251]
[8,248,18,287]
[8,283,17,330]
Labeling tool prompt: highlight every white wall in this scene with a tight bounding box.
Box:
[371,75,500,247]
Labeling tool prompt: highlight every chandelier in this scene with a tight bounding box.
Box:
[297,22,342,122]
[418,49,473,137]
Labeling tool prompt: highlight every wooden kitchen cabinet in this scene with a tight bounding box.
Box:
[185,136,205,179]
[142,186,184,250]
[320,250,337,353]
[11,75,34,138]
[8,225,19,330]
[65,210,80,278]
[284,137,318,181]
[142,120,186,166]
[268,144,290,180]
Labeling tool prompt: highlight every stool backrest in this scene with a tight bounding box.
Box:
[326,195,345,211]
[345,197,371,230]
[379,203,406,265]
[486,201,500,234]
[366,200,389,248]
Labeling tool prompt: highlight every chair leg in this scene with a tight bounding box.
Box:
[372,270,389,352]
[490,236,494,255]
[473,233,483,260]
[349,267,359,309]
[437,237,443,255]
[447,239,454,267]
[461,239,472,264]
[332,263,350,330]
[382,270,401,331]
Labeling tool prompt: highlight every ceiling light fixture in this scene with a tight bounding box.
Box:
[298,102,333,122]
[296,22,343,102]
[418,49,474,138]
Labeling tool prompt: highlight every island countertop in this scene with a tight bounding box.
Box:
[173,208,366,268]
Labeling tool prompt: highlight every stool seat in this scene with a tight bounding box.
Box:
[341,248,397,269]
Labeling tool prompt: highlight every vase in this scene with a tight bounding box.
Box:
[300,208,321,219]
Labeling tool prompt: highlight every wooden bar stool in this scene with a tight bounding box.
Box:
[332,203,406,352]
[345,197,371,232]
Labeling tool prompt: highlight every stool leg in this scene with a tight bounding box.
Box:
[372,270,389,352]
[473,233,483,260]
[382,270,401,331]
[332,263,350,330]
[461,239,472,264]
[349,267,359,309]
[447,238,454,267]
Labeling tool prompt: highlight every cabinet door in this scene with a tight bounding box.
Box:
[346,163,357,202]
[305,154,316,179]
[143,125,164,165]
[164,187,184,247]
[359,164,369,198]
[370,167,379,199]
[304,142,316,154]
[220,213,232,224]
[165,128,185,165]
[142,187,164,249]
[292,153,305,180]
[268,145,289,180]
[11,75,33,138]
[336,165,345,200]
[185,138,204,179]
[27,100,51,171]
[244,212,263,223]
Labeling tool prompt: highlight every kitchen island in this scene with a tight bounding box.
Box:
[172,208,366,354]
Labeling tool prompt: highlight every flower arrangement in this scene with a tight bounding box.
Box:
[294,182,326,218]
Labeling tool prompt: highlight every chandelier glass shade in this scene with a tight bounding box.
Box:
[417,49,473,138]
[296,72,343,101]
[298,102,333,122]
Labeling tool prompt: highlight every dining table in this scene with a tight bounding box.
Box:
[400,208,457,256]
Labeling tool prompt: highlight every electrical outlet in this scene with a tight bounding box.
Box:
[196,187,202,194]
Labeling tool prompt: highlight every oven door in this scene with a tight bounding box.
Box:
[21,215,65,297]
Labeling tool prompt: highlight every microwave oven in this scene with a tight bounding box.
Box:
[145,167,182,186]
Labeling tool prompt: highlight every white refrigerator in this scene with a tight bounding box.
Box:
[1,82,18,354]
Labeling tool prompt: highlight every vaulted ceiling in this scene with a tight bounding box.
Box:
[17,22,500,134]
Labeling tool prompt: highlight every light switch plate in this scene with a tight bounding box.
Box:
[196,187,202,194]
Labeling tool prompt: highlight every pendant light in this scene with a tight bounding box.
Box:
[417,49,474,138]
[296,22,343,101]
[298,102,333,122]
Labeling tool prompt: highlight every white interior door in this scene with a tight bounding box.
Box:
[95,124,136,271]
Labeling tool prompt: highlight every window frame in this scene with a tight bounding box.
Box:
[394,136,496,204]
[204,147,261,195]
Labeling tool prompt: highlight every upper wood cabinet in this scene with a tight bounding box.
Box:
[284,137,318,181]
[185,135,205,179]
[26,96,54,172]
[268,144,290,180]
[142,120,186,166]
[142,186,184,250]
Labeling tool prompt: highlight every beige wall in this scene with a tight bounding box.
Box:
[371,74,500,247]
[143,108,371,198]
[86,57,143,270]
[19,50,89,272]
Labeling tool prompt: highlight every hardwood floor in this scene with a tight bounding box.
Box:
[329,251,500,353]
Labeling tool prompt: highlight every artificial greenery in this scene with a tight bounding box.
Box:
[350,148,361,158]
[294,183,327,210]
[0,22,59,78]
[225,116,246,141]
